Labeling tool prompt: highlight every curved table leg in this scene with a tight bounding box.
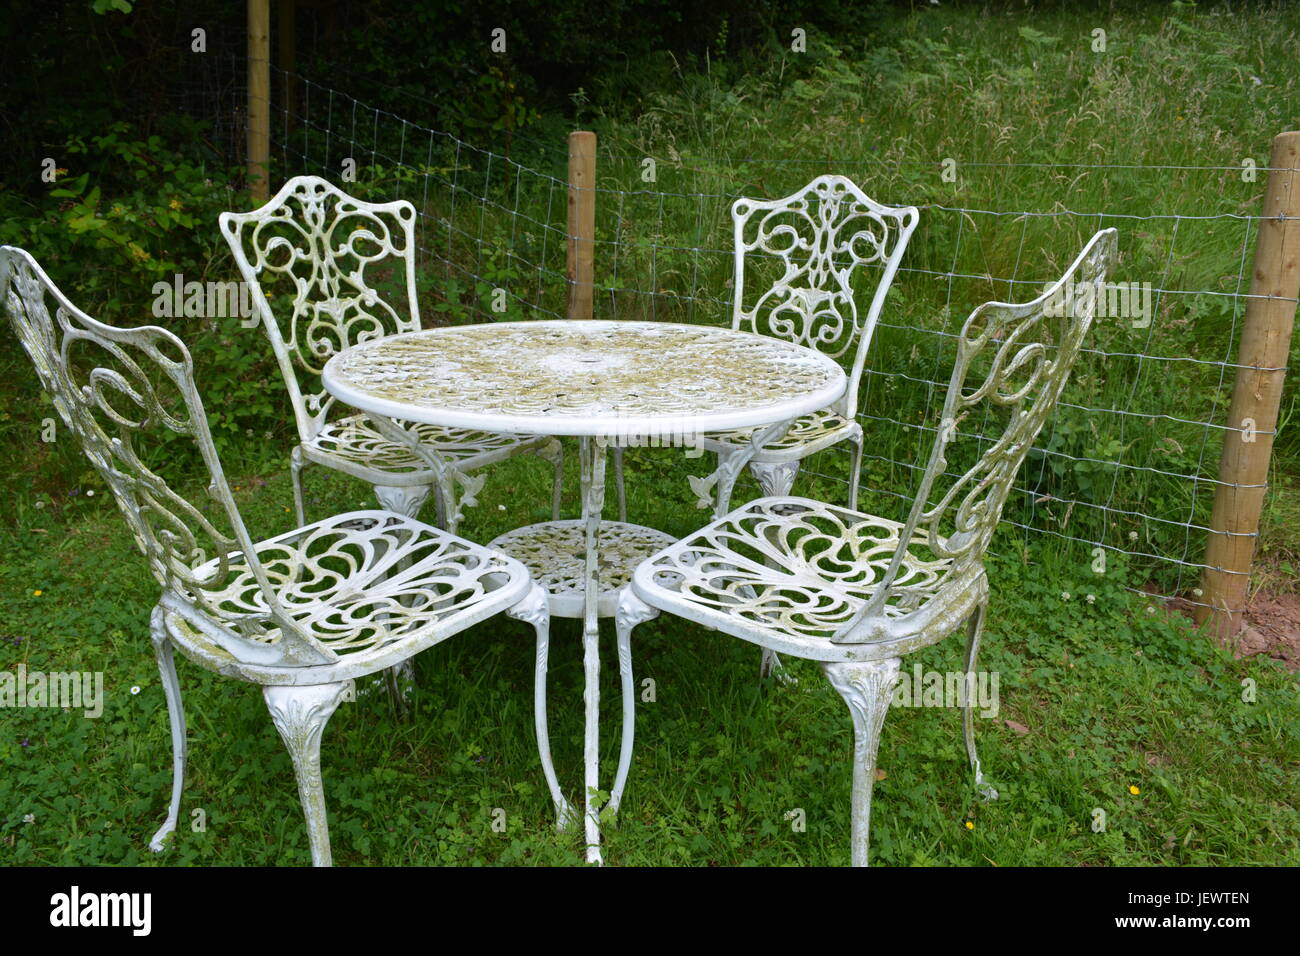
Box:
[610,587,658,816]
[506,582,576,830]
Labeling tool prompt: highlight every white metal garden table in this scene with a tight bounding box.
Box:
[321,319,846,862]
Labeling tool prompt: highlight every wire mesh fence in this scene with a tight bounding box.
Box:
[264,67,1290,615]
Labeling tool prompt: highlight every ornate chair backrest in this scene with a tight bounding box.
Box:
[835,228,1118,642]
[220,176,420,443]
[731,174,919,419]
[0,246,338,667]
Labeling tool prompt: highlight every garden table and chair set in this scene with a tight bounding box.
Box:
[0,170,1117,867]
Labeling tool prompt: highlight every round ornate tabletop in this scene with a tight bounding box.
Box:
[321,320,847,436]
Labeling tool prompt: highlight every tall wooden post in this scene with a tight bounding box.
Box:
[567,131,596,319]
[247,0,271,202]
[1197,130,1300,640]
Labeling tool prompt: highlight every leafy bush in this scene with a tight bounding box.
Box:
[0,123,289,517]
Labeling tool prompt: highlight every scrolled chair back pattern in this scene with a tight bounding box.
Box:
[836,226,1118,641]
[731,173,919,418]
[220,175,420,441]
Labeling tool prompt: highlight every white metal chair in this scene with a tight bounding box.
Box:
[687,174,919,521]
[620,229,1118,866]
[220,175,563,534]
[0,245,571,866]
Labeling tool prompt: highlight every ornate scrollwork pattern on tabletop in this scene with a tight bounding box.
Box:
[325,321,844,428]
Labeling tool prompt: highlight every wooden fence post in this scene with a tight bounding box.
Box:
[567,131,596,319]
[1197,130,1300,640]
[247,0,271,202]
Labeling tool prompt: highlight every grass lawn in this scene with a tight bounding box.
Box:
[1,448,1295,866]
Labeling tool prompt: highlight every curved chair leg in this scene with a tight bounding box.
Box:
[613,445,627,523]
[712,446,746,517]
[433,484,448,529]
[439,475,463,536]
[148,607,187,853]
[686,446,747,518]
[962,600,999,802]
[537,438,565,521]
[610,588,659,816]
[822,657,901,867]
[264,681,350,867]
[847,429,865,512]
[290,446,308,526]
[507,583,575,831]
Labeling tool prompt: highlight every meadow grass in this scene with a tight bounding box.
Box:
[0,445,1295,866]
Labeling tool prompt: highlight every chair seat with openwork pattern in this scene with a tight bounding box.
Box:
[632,497,985,662]
[305,413,546,482]
[165,510,530,678]
[701,407,860,457]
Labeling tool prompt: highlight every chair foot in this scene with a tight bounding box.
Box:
[384,659,416,715]
[822,657,901,867]
[264,681,350,867]
[962,600,999,801]
[507,584,576,832]
[760,648,798,686]
[148,607,187,853]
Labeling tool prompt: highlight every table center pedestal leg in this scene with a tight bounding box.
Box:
[579,436,608,864]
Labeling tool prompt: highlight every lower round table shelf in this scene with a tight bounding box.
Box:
[488,519,677,618]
